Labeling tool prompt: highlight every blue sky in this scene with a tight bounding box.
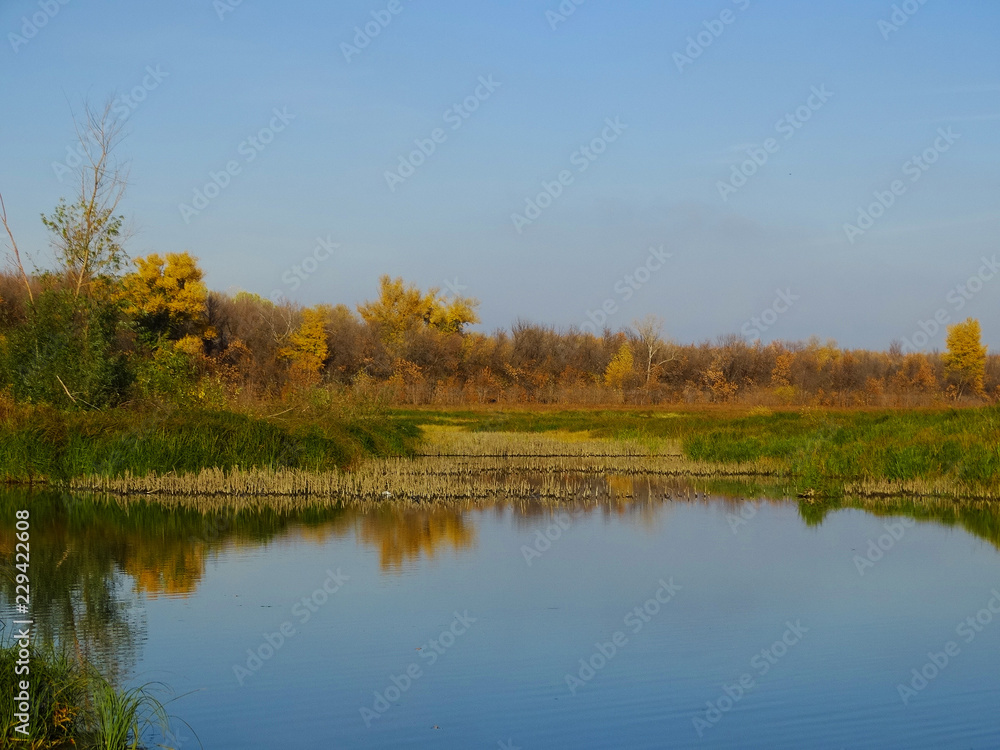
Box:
[2,0,998,349]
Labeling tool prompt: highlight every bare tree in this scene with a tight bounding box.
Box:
[0,192,34,304]
[632,314,679,387]
[41,99,131,298]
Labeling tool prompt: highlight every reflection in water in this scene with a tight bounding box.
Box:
[4,478,1000,688]
[0,491,145,685]
[353,509,476,571]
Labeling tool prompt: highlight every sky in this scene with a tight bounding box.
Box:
[1,0,998,350]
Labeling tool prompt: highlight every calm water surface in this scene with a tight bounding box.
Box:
[3,488,1000,749]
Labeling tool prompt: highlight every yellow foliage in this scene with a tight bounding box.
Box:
[429,295,481,334]
[943,317,987,396]
[771,352,794,387]
[357,275,479,342]
[604,343,634,390]
[120,251,208,338]
[174,335,204,358]
[280,306,330,386]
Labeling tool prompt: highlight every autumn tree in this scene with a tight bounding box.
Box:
[120,252,209,343]
[358,275,479,344]
[428,293,480,335]
[604,342,634,390]
[943,317,987,397]
[280,306,330,387]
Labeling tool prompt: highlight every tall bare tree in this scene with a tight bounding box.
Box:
[41,99,131,298]
[0,192,34,304]
[632,314,679,387]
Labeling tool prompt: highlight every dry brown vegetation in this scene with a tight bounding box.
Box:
[1,259,996,409]
[65,428,995,504]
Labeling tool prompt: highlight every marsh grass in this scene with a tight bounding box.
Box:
[0,402,417,483]
[91,679,171,750]
[0,638,185,750]
[68,422,998,502]
[400,407,1000,499]
[0,640,86,748]
[70,429,787,503]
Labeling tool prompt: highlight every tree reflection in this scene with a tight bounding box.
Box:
[353,509,476,571]
[3,480,1000,689]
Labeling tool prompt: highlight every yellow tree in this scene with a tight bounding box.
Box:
[358,275,479,342]
[120,252,209,341]
[429,294,481,334]
[280,306,330,387]
[943,317,987,397]
[604,343,634,390]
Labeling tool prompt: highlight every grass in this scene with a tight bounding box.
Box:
[0,640,181,749]
[395,406,1000,499]
[4,399,998,500]
[0,400,419,484]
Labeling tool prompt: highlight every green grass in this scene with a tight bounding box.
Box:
[0,639,179,749]
[0,640,86,748]
[0,403,418,483]
[395,406,1000,496]
[6,401,998,496]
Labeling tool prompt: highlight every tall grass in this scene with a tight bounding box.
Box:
[0,401,418,483]
[0,639,181,749]
[92,679,171,750]
[0,641,86,747]
[398,406,1000,497]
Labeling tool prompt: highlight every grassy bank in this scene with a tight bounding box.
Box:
[0,640,179,749]
[5,401,998,500]
[0,401,418,484]
[397,406,1000,499]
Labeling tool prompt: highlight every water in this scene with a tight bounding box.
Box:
[3,489,1000,748]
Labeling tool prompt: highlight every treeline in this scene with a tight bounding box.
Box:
[2,101,993,412]
[0,259,995,410]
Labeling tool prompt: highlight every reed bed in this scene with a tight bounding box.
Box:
[844,477,1000,501]
[415,426,682,458]
[69,436,784,503]
[63,429,997,504]
[67,475,760,517]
